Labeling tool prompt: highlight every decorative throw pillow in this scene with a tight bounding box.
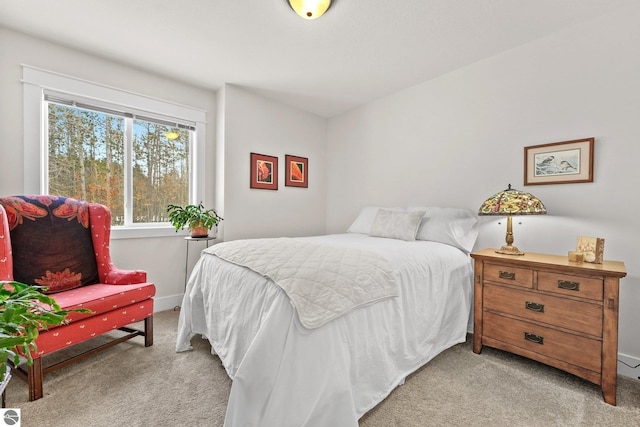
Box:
[369,209,425,241]
[0,195,99,293]
[408,207,479,253]
[347,206,405,234]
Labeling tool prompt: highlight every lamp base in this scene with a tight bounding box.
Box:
[495,245,525,256]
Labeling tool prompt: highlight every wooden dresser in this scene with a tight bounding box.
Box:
[471,248,627,405]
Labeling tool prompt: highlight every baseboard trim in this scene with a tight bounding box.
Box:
[618,352,640,380]
[153,293,184,312]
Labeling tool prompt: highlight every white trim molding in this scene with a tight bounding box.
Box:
[21,65,208,239]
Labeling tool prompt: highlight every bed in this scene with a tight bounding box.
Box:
[176,207,478,427]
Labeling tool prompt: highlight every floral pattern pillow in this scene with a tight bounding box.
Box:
[0,195,99,293]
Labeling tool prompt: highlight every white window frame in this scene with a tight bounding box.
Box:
[22,65,206,239]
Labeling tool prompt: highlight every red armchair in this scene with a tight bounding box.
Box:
[0,195,155,400]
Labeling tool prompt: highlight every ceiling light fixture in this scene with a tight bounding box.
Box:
[287,0,332,20]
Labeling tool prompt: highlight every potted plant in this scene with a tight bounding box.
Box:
[0,281,89,384]
[166,202,223,237]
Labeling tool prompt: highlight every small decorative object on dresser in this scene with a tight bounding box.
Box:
[576,236,605,264]
[471,249,627,405]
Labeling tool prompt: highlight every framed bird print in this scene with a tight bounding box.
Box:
[524,138,594,185]
[285,155,308,188]
[250,152,278,190]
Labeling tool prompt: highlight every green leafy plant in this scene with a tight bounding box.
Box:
[0,281,91,382]
[166,202,223,233]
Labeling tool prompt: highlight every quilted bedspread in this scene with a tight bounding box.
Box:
[203,237,398,328]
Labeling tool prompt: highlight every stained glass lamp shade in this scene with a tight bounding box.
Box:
[478,184,547,255]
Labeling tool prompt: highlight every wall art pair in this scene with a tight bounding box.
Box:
[250,152,308,190]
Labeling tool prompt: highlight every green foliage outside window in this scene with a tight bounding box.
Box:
[47,103,190,225]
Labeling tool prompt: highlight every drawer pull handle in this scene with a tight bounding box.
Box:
[499,270,516,280]
[524,332,544,345]
[525,301,544,312]
[558,280,580,291]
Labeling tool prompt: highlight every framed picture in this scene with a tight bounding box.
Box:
[576,235,605,264]
[524,137,594,185]
[285,155,308,188]
[250,152,278,190]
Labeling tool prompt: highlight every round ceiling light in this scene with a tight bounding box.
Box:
[287,0,332,20]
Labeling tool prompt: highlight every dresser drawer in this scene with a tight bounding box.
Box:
[537,271,603,301]
[484,263,533,288]
[483,311,601,373]
[483,284,602,337]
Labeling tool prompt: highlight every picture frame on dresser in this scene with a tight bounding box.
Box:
[524,137,594,185]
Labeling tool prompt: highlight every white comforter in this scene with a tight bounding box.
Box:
[176,234,473,427]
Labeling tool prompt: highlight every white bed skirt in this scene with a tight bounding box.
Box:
[177,234,474,427]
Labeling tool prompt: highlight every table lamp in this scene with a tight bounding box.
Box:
[478,184,547,255]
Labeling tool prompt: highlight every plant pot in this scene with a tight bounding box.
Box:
[190,226,209,238]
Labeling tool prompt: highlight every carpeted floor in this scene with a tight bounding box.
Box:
[6,309,640,426]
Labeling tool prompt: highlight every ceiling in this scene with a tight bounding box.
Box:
[0,0,634,117]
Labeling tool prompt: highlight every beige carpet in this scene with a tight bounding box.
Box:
[6,310,640,426]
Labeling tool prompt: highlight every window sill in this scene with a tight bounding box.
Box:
[111,225,189,240]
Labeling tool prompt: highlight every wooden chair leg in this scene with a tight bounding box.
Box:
[144,315,154,347]
[28,358,44,401]
[15,315,152,401]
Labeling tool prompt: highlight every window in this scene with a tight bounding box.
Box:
[22,66,206,237]
[46,96,192,226]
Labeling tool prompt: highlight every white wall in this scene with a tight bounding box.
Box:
[2,6,639,377]
[0,30,329,308]
[219,84,327,241]
[0,29,218,310]
[326,5,640,371]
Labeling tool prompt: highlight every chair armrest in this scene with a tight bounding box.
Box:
[89,204,148,285]
[104,268,147,285]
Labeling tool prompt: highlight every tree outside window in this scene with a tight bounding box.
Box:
[47,103,190,226]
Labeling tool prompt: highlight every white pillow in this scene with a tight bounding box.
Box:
[369,209,425,241]
[408,207,478,253]
[347,206,405,234]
